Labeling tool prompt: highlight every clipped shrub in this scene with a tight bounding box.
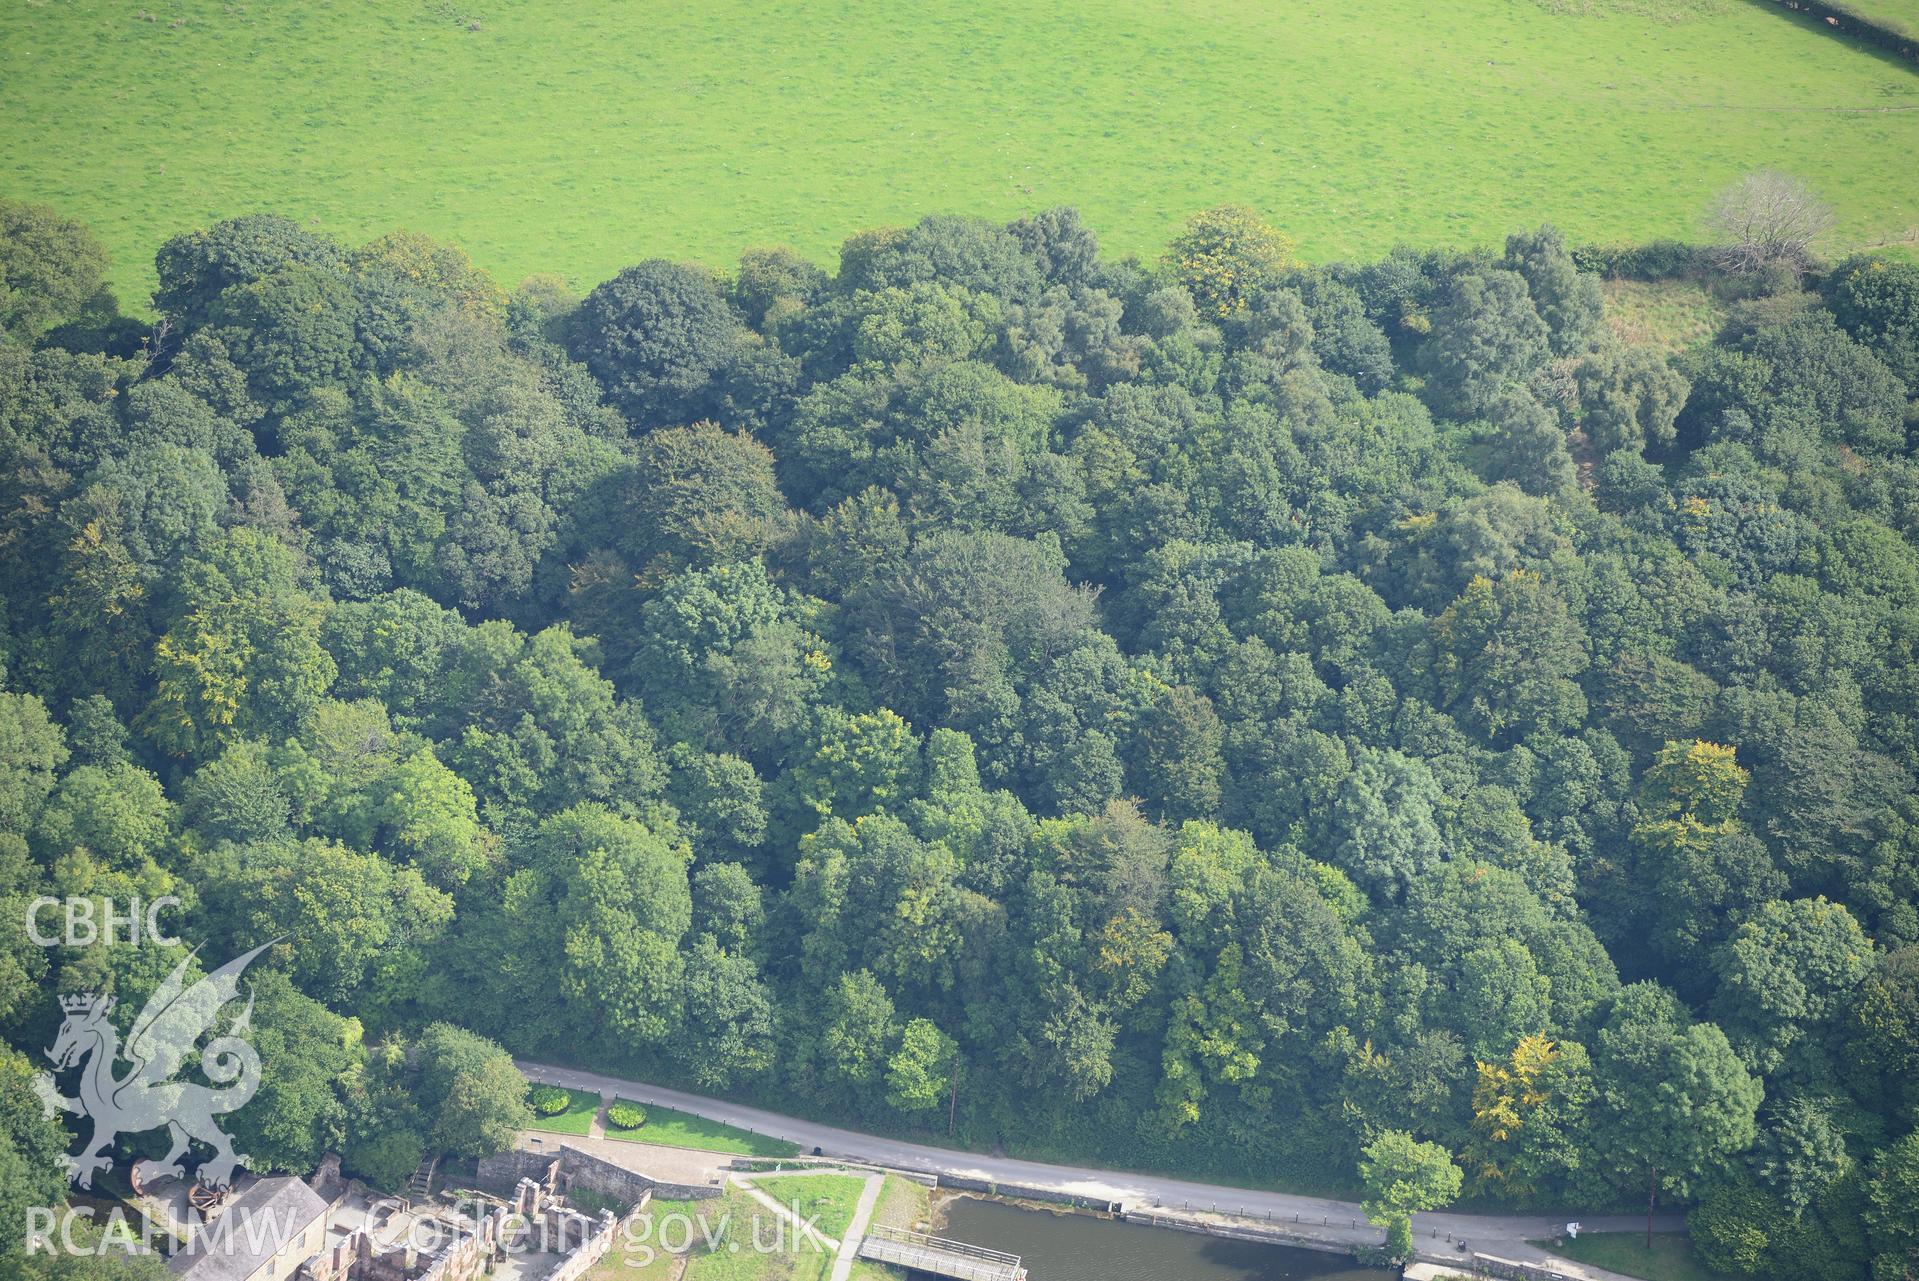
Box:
[530,1085,573,1117]
[607,1102,647,1130]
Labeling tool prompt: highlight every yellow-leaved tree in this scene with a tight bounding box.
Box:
[1465,1034,1593,1200]
[1163,204,1295,320]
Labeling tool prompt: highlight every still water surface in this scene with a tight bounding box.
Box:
[933,1197,1395,1281]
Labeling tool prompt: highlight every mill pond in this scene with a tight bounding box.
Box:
[931,1197,1393,1281]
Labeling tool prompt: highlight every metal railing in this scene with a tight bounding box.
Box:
[858,1225,1024,1281]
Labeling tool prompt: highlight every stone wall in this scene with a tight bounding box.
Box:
[557,1145,721,1205]
[731,1157,935,1187]
[529,1210,619,1281]
[1466,1254,1577,1281]
[303,1155,650,1281]
[939,1177,1121,1213]
[471,1146,719,1207]
[1113,1207,1371,1257]
[472,1152,558,1196]
[301,1189,517,1281]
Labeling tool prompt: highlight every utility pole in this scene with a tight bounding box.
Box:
[948,1065,960,1139]
[1646,1165,1658,1250]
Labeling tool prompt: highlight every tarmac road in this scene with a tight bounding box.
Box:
[516,1058,1685,1279]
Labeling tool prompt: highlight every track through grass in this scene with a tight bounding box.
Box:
[742,1173,870,1241]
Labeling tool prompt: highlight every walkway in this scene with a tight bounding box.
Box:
[826,1174,883,1281]
[731,1175,842,1254]
[722,1163,882,1281]
[516,1059,1681,1279]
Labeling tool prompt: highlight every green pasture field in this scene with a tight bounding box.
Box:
[1823,0,1919,42]
[3,0,1916,309]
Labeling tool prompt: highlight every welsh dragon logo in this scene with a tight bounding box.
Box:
[33,943,272,1190]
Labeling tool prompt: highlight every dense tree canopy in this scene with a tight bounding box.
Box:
[3,203,1918,1273]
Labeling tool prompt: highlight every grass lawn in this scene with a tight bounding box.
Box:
[867,1175,932,1233]
[743,1173,871,1241]
[585,1198,702,1280]
[3,0,1917,310]
[1535,1232,1735,1281]
[845,1175,934,1279]
[679,1187,840,1281]
[605,1099,801,1158]
[526,1086,602,1137]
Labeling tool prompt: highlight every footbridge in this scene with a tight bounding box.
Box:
[856,1224,1026,1280]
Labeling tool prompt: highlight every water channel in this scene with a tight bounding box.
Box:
[930,1196,1396,1281]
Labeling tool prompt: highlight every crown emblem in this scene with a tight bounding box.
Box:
[39,944,271,1193]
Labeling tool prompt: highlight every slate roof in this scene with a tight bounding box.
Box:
[168,1177,329,1281]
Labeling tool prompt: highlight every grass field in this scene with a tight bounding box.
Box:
[744,1173,870,1241]
[866,1175,931,1233]
[853,1176,932,1281]
[526,1086,602,1136]
[606,1100,801,1157]
[1534,1232,1735,1281]
[676,1186,839,1281]
[584,1197,705,1280]
[1825,0,1919,41]
[1601,278,1731,352]
[3,0,1917,309]
[586,1176,924,1281]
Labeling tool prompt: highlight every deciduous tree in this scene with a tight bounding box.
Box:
[1359,1130,1463,1261]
